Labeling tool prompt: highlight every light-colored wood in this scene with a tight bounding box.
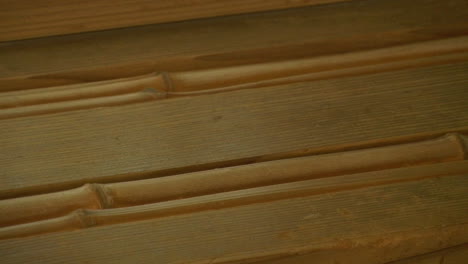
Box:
[2,37,467,118]
[0,73,166,108]
[0,0,349,42]
[167,37,468,93]
[1,133,465,228]
[0,89,162,120]
[1,1,466,261]
[251,243,468,264]
[2,160,467,240]
[0,172,466,263]
[1,62,467,199]
[386,244,468,264]
[1,0,468,91]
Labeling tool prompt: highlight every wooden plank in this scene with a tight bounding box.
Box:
[0,134,465,228]
[0,73,167,108]
[1,62,468,199]
[0,172,466,263]
[1,0,468,91]
[387,244,468,264]
[0,73,168,119]
[0,89,162,119]
[250,244,468,264]
[0,0,348,42]
[1,37,467,118]
[167,37,468,94]
[1,160,467,240]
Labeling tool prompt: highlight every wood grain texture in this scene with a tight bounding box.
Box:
[1,134,465,228]
[1,0,466,261]
[386,244,468,264]
[1,37,467,118]
[0,172,466,263]
[0,72,168,119]
[1,62,468,199]
[1,0,468,91]
[251,243,468,264]
[0,73,167,108]
[166,38,468,94]
[0,89,162,120]
[0,0,349,42]
[2,160,467,240]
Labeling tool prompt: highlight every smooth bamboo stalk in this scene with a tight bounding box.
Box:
[169,51,468,97]
[106,133,467,207]
[0,184,105,228]
[1,161,467,240]
[0,73,166,109]
[2,37,467,111]
[89,161,468,226]
[167,36,468,94]
[0,47,465,120]
[0,88,163,119]
[0,133,465,228]
[0,37,465,121]
[3,0,468,93]
[0,210,88,240]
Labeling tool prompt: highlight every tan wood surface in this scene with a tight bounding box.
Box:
[1,160,467,240]
[0,0,349,42]
[1,1,467,262]
[1,0,468,91]
[0,171,466,263]
[386,244,468,264]
[251,243,468,264]
[1,62,468,199]
[0,134,465,228]
[1,37,467,119]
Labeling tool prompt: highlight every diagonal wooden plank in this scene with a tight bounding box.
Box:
[0,0,349,42]
[2,160,467,240]
[0,134,465,228]
[1,0,468,91]
[0,172,466,263]
[2,37,467,118]
[248,243,468,264]
[1,62,468,199]
[386,244,468,264]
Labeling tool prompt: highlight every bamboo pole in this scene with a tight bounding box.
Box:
[1,37,467,119]
[1,63,467,200]
[0,133,465,229]
[3,0,468,92]
[0,73,167,109]
[1,161,467,240]
[0,89,163,120]
[166,36,468,94]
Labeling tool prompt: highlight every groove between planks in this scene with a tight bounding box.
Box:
[1,62,468,199]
